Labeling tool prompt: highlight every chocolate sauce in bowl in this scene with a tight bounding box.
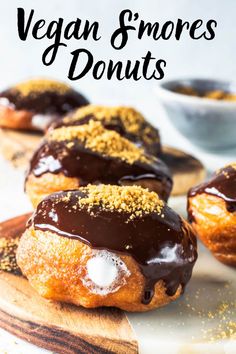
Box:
[189,165,236,212]
[31,190,197,304]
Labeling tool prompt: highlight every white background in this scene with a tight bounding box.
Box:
[0,0,236,167]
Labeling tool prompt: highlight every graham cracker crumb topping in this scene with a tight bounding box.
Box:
[55,185,164,220]
[226,163,236,171]
[14,79,71,96]
[48,120,150,165]
[217,163,236,177]
[0,237,21,274]
[63,105,159,145]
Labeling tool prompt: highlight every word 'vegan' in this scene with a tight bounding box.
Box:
[17,8,217,81]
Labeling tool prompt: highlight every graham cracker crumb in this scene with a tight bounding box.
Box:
[14,79,71,96]
[0,237,21,274]
[184,284,236,343]
[225,163,236,171]
[48,120,151,165]
[175,86,236,102]
[216,163,236,176]
[60,185,164,220]
[63,105,159,145]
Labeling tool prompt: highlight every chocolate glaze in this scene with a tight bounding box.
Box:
[160,150,201,175]
[189,165,236,213]
[0,88,89,116]
[51,113,161,156]
[26,140,172,201]
[30,190,197,304]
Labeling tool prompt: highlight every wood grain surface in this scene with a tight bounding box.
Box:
[0,128,42,167]
[0,214,138,354]
[0,128,206,195]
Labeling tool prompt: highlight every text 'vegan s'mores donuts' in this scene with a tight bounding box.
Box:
[0,79,89,131]
[188,163,236,266]
[25,120,172,207]
[17,185,197,312]
[50,105,161,155]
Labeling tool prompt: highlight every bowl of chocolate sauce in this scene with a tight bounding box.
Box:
[155,78,236,151]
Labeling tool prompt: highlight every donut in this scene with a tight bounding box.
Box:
[49,105,161,155]
[188,163,236,266]
[25,120,172,207]
[0,79,89,131]
[17,185,197,312]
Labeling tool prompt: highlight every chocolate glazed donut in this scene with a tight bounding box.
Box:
[17,185,197,311]
[25,120,172,207]
[0,79,89,131]
[189,164,236,214]
[188,164,236,266]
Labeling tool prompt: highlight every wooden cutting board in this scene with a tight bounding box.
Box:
[0,214,138,354]
[0,128,205,196]
[0,214,236,353]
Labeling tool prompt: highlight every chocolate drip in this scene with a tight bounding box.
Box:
[31,190,197,304]
[26,140,172,200]
[0,89,89,115]
[189,165,236,212]
[51,113,161,156]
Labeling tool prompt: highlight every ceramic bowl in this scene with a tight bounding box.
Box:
[155,78,236,151]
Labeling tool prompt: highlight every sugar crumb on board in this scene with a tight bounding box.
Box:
[0,237,21,275]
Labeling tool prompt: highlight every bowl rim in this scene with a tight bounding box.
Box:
[155,78,236,107]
